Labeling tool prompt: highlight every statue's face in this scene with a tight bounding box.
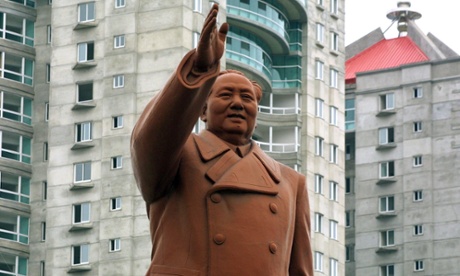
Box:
[201,73,258,145]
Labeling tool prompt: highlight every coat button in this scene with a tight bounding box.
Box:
[210,193,222,203]
[214,234,226,245]
[269,242,277,254]
[269,203,278,214]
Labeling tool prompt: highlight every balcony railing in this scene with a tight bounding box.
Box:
[227,1,289,43]
[258,105,299,115]
[256,141,299,153]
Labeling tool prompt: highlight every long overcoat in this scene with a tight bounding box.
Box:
[131,50,313,276]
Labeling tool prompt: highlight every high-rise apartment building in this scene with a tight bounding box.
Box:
[345,2,460,275]
[0,0,344,275]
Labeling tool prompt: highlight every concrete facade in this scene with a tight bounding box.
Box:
[0,0,345,275]
[345,12,460,275]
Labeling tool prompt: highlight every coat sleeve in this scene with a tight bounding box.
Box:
[130,50,220,204]
[289,174,314,276]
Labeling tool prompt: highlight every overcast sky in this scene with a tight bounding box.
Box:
[345,0,460,54]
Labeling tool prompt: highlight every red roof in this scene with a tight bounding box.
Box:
[345,36,429,84]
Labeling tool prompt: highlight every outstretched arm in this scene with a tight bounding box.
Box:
[131,4,228,204]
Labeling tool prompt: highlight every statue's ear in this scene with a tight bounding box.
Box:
[200,103,208,122]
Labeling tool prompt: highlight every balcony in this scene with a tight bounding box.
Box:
[227,0,290,53]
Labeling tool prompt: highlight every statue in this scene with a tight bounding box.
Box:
[131,4,313,275]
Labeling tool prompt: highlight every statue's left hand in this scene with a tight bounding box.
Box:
[194,3,229,72]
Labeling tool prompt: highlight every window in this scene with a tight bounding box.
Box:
[0,131,31,164]
[317,0,324,6]
[111,156,122,169]
[379,127,395,145]
[413,121,423,132]
[380,196,395,213]
[315,60,324,80]
[41,222,46,241]
[315,137,324,156]
[380,230,395,247]
[0,211,29,244]
[74,161,91,183]
[330,258,338,276]
[115,0,125,8]
[330,0,338,14]
[330,68,338,88]
[0,172,30,204]
[314,251,323,271]
[40,261,45,276]
[110,238,121,252]
[112,115,123,128]
[0,252,28,276]
[314,212,323,233]
[413,87,423,98]
[315,98,324,118]
[330,144,338,163]
[414,224,423,236]
[330,106,338,125]
[0,92,33,125]
[314,174,323,194]
[43,142,48,161]
[381,264,395,276]
[73,202,91,224]
[75,122,92,142]
[46,63,51,82]
[345,98,355,130]
[380,161,395,178]
[316,23,324,44]
[0,13,34,46]
[72,244,89,265]
[114,35,125,48]
[47,25,52,44]
[42,181,47,201]
[193,0,202,12]
[345,143,351,160]
[45,102,49,122]
[345,177,352,194]
[413,190,423,202]
[413,155,423,167]
[380,93,395,110]
[329,181,338,201]
[77,83,93,102]
[329,220,338,239]
[77,42,95,62]
[0,52,34,85]
[345,245,353,262]
[78,2,95,23]
[192,32,200,48]
[345,211,351,227]
[113,75,124,88]
[330,32,339,51]
[110,197,121,211]
[414,260,424,271]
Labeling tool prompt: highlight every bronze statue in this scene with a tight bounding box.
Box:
[131,4,313,275]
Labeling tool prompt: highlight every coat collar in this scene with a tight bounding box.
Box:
[193,131,281,195]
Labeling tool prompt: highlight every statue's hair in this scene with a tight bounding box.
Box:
[214,69,263,103]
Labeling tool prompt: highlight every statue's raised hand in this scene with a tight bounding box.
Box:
[194,4,229,72]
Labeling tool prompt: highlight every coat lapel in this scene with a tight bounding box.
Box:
[194,131,281,195]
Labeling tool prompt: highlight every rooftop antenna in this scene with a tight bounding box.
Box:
[386,1,421,36]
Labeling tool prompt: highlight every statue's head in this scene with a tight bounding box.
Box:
[200,70,262,146]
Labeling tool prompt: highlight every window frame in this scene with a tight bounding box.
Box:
[413,224,423,236]
[74,161,91,183]
[380,93,395,111]
[329,144,338,163]
[413,121,423,132]
[113,34,125,48]
[75,122,92,142]
[77,42,95,62]
[414,260,424,271]
[379,161,395,178]
[315,98,324,118]
[110,197,122,211]
[413,155,423,167]
[78,2,95,23]
[413,87,423,98]
[314,174,323,194]
[316,23,324,44]
[73,202,91,224]
[72,244,90,266]
[329,181,338,201]
[378,127,395,145]
[315,136,324,156]
[380,229,395,247]
[113,75,124,88]
[413,190,423,202]
[329,220,338,240]
[115,0,125,8]
[314,251,323,272]
[330,32,339,52]
[315,60,324,80]
[379,195,395,213]
[314,212,323,233]
[112,115,123,129]
[111,156,122,169]
[109,238,121,252]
